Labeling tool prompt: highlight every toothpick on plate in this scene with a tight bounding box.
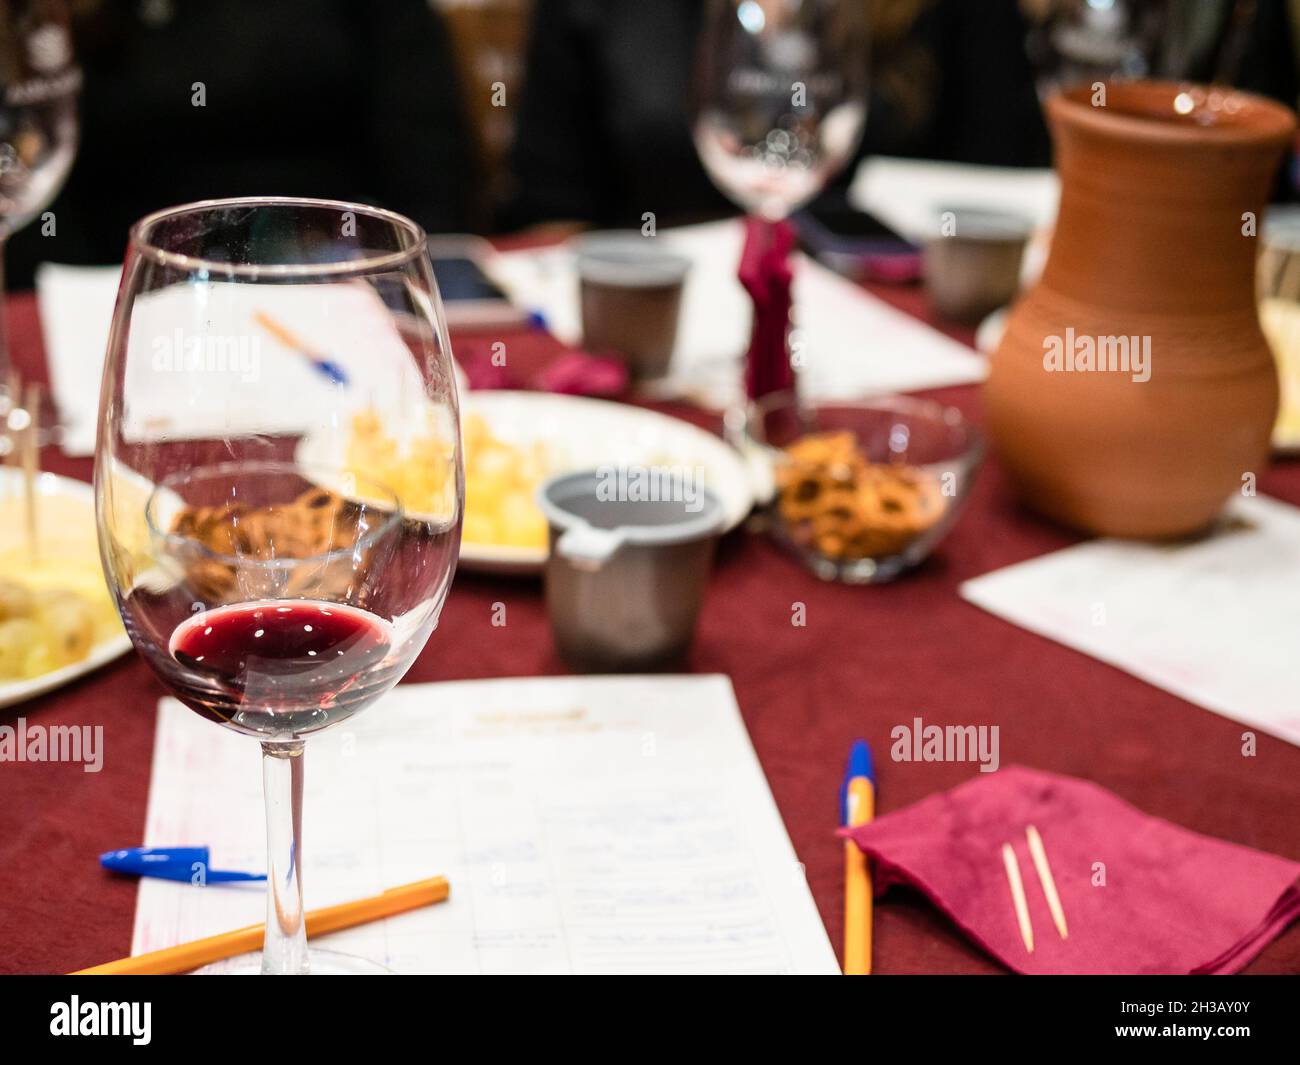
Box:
[1025,825,1068,940]
[21,381,39,562]
[1001,842,1034,954]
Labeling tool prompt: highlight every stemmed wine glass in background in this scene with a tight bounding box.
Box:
[1022,0,1257,97]
[95,198,464,974]
[1023,0,1168,94]
[0,0,79,442]
[691,0,867,400]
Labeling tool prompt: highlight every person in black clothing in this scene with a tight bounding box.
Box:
[6,0,474,287]
[505,0,1051,231]
[506,0,1300,231]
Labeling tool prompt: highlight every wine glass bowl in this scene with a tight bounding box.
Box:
[1024,0,1175,96]
[691,0,868,221]
[0,0,81,437]
[0,0,79,233]
[132,461,429,742]
[95,197,463,974]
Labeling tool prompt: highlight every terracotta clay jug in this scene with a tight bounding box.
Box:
[987,81,1296,538]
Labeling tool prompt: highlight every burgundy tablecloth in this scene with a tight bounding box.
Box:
[2,289,1298,975]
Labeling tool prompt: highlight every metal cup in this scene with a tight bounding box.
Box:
[537,469,724,672]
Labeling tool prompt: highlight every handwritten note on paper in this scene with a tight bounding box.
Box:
[960,495,1300,747]
[132,675,839,974]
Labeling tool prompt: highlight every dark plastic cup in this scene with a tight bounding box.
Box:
[923,206,1032,322]
[576,233,691,380]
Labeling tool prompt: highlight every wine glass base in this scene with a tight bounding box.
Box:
[193,949,394,975]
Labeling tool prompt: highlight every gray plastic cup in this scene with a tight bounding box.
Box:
[537,468,724,672]
[924,206,1033,323]
[575,232,691,380]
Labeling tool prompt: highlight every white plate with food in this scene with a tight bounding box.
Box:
[0,468,132,709]
[297,390,756,575]
[1259,296,1300,453]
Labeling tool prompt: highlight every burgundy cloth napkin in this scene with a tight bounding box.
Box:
[842,766,1300,974]
[533,350,628,396]
[738,216,796,401]
[458,340,628,397]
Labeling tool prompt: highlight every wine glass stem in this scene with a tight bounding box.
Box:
[261,740,309,975]
[738,216,795,401]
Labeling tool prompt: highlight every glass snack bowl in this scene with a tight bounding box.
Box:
[736,392,983,583]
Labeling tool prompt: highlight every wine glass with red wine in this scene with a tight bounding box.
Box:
[94,197,463,975]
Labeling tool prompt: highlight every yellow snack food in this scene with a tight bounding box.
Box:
[0,618,41,678]
[35,591,97,669]
[0,584,108,679]
[0,488,127,681]
[346,408,552,551]
[0,578,34,622]
[1260,296,1300,443]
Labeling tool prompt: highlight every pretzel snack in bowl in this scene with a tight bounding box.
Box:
[169,488,370,605]
[773,431,946,562]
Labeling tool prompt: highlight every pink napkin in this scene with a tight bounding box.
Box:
[738,216,796,401]
[459,346,628,397]
[533,350,628,396]
[842,766,1300,974]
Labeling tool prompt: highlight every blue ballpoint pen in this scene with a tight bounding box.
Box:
[100,846,266,884]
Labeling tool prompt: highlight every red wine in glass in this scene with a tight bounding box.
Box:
[168,599,397,736]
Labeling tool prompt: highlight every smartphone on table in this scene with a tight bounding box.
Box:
[794,196,922,283]
[427,235,533,330]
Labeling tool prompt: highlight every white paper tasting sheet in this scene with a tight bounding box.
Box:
[133,675,839,974]
[961,494,1300,747]
[37,263,423,456]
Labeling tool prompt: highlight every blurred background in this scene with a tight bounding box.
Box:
[8,0,1300,286]
[4,0,1300,982]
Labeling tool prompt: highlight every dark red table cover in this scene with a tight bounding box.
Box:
[2,288,1297,975]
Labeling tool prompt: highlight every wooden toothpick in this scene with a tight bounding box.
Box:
[21,381,39,562]
[1026,825,1069,941]
[3,369,17,467]
[1001,842,1034,954]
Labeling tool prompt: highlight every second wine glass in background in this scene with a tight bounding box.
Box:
[692,0,867,224]
[0,0,79,442]
[691,0,867,402]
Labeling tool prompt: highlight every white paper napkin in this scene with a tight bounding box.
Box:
[848,155,1059,242]
[36,263,120,456]
[961,494,1300,747]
